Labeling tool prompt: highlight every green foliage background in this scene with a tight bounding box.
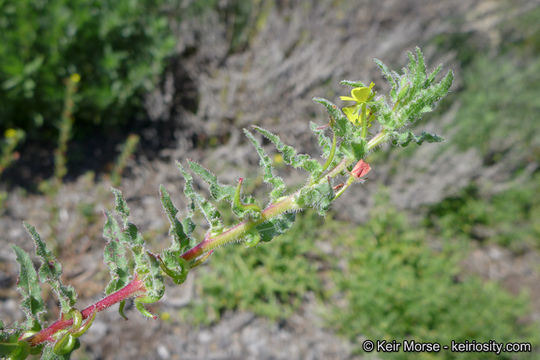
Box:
[0,0,176,140]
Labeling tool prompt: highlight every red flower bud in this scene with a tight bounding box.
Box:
[351,159,371,178]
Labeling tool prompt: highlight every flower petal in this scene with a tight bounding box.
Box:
[351,159,371,178]
[343,106,359,125]
[351,87,370,103]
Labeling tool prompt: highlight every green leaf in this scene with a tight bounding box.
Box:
[349,139,368,160]
[256,212,296,243]
[425,64,442,88]
[296,181,334,216]
[188,160,258,219]
[187,161,236,202]
[12,245,45,329]
[177,161,223,230]
[160,249,189,285]
[390,131,444,147]
[399,70,453,125]
[103,236,129,294]
[121,223,145,247]
[23,223,76,315]
[159,185,191,253]
[340,80,367,88]
[111,188,130,227]
[309,122,332,158]
[412,47,427,89]
[244,228,261,247]
[374,58,397,90]
[139,252,165,300]
[243,129,286,201]
[0,337,30,360]
[42,343,73,359]
[176,161,197,238]
[252,126,323,179]
[312,97,351,138]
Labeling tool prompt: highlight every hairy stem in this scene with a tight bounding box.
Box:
[182,131,385,261]
[25,276,146,346]
[25,130,386,348]
[180,195,299,261]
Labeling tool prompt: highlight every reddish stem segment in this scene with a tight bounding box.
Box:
[25,276,146,346]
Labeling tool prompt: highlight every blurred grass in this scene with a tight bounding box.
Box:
[179,194,538,358]
[326,191,538,359]
[179,210,333,324]
[426,174,540,253]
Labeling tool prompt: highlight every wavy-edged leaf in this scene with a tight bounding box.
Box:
[111,187,130,227]
[42,342,72,359]
[160,249,189,284]
[425,64,442,88]
[340,80,367,88]
[159,185,191,253]
[103,210,129,294]
[312,97,351,138]
[103,241,129,294]
[175,161,197,238]
[177,161,223,230]
[188,160,258,219]
[187,161,236,202]
[138,252,165,300]
[12,245,45,329]
[412,47,427,89]
[370,98,395,129]
[296,181,334,216]
[391,131,444,147]
[309,122,332,158]
[252,126,323,179]
[374,59,397,91]
[23,223,76,314]
[341,138,368,161]
[0,336,30,360]
[243,129,286,201]
[399,70,453,125]
[256,212,296,243]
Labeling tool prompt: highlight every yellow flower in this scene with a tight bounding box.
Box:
[340,82,375,126]
[342,106,360,125]
[4,128,17,139]
[70,73,81,83]
[340,82,375,103]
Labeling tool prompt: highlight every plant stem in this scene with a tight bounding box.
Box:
[24,276,146,346]
[367,130,387,149]
[334,175,355,200]
[180,195,299,261]
[181,131,386,261]
[25,130,387,349]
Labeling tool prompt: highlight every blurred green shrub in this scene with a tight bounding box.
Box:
[426,176,540,252]
[180,210,330,324]
[450,54,540,158]
[0,0,175,140]
[435,8,540,161]
[326,192,538,359]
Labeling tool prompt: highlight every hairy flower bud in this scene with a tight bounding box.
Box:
[351,159,371,178]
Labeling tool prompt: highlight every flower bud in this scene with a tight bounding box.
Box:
[351,159,371,178]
